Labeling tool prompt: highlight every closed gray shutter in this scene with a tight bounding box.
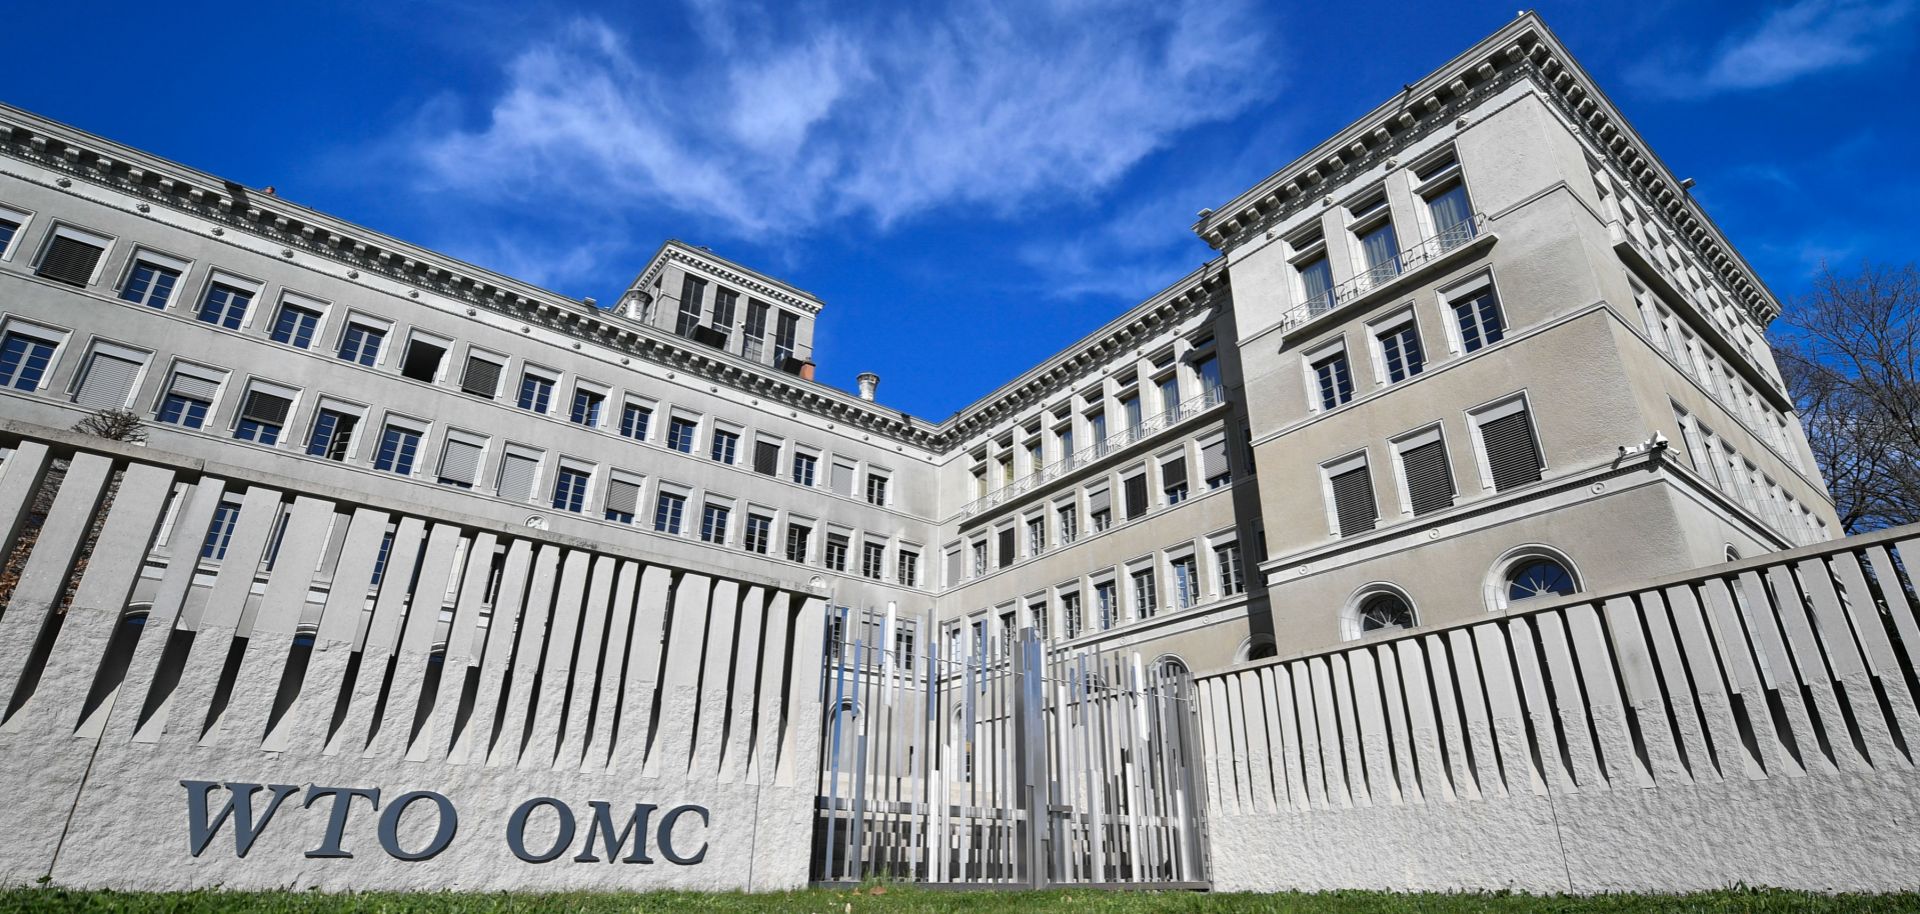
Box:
[831,462,854,495]
[997,527,1014,568]
[1482,411,1542,491]
[1088,488,1112,515]
[461,356,501,397]
[1123,474,1148,519]
[1201,439,1229,480]
[74,352,141,408]
[37,235,104,285]
[497,452,539,502]
[604,478,641,516]
[438,438,484,485]
[1330,466,1377,537]
[944,548,962,585]
[1401,440,1454,516]
[1161,457,1187,488]
[753,441,781,475]
[241,390,292,425]
[169,370,220,401]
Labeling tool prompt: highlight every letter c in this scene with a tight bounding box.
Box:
[656,804,709,866]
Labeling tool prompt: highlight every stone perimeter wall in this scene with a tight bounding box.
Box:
[1194,524,1920,893]
[0,422,828,892]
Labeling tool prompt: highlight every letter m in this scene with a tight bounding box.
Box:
[573,802,656,863]
[181,781,300,858]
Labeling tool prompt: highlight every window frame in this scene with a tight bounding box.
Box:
[1367,305,1425,386]
[305,397,370,463]
[1389,423,1453,518]
[1303,337,1354,413]
[371,414,429,477]
[115,247,191,310]
[458,348,509,399]
[1467,392,1544,492]
[268,291,329,349]
[231,378,301,447]
[569,381,609,428]
[0,204,32,262]
[398,329,452,384]
[152,360,227,429]
[1438,271,1504,355]
[436,428,489,489]
[68,338,151,410]
[33,222,114,287]
[516,364,559,414]
[1320,449,1376,539]
[335,312,393,368]
[194,271,264,332]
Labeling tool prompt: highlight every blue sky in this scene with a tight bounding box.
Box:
[2,1,1914,419]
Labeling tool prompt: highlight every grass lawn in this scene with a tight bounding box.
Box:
[3,886,1917,913]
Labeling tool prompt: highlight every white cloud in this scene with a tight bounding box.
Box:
[1633,0,1915,97]
[403,0,1280,243]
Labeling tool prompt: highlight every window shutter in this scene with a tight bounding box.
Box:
[1481,411,1542,491]
[37,235,104,286]
[1123,475,1148,519]
[604,478,641,516]
[169,370,221,401]
[997,527,1014,567]
[461,357,502,396]
[438,438,484,486]
[497,453,539,502]
[944,548,962,584]
[1161,457,1187,488]
[831,462,854,495]
[1201,440,1229,480]
[1088,488,1112,515]
[753,441,781,475]
[1401,440,1454,516]
[1330,466,1377,537]
[241,390,293,425]
[74,352,141,408]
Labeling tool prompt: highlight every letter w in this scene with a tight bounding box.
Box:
[181,780,300,858]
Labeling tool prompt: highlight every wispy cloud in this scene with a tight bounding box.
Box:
[398,0,1280,267]
[1630,0,1916,98]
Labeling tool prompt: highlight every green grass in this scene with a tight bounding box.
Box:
[3,886,1916,914]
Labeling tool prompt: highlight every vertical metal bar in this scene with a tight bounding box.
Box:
[822,606,848,882]
[850,636,869,881]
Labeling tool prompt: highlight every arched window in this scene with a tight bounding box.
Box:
[1236,636,1277,663]
[1487,545,1583,611]
[1724,545,1741,562]
[1342,584,1417,639]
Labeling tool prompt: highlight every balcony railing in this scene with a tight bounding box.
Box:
[958,385,1227,519]
[1280,213,1486,333]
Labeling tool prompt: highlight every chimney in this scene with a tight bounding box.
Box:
[798,360,816,382]
[857,372,879,401]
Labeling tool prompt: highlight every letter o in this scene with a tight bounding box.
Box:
[377,790,458,861]
[506,797,575,863]
[656,804,710,866]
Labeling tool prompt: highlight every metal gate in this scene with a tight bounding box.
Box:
[811,607,1209,888]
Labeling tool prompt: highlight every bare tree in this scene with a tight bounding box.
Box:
[1775,262,1920,533]
[71,407,147,444]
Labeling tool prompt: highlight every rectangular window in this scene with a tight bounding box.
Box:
[1120,392,1144,434]
[654,491,686,534]
[437,433,485,489]
[1061,592,1083,640]
[1215,542,1246,596]
[785,522,812,563]
[898,550,919,588]
[743,298,771,361]
[997,526,1015,569]
[1158,374,1181,417]
[156,366,221,428]
[201,500,241,560]
[1057,503,1078,544]
[711,287,738,331]
[1327,456,1377,537]
[399,335,447,382]
[1095,581,1118,630]
[1172,556,1199,610]
[459,353,504,398]
[865,473,888,506]
[570,387,604,427]
[676,275,706,337]
[306,408,360,461]
[1089,487,1113,532]
[792,452,818,486]
[1378,322,1425,383]
[1026,515,1044,556]
[1299,255,1333,313]
[753,439,781,475]
[197,282,254,330]
[373,422,422,476]
[1028,600,1049,643]
[337,322,385,367]
[1475,399,1543,491]
[1357,219,1401,286]
[619,402,652,440]
[1195,354,1223,397]
[235,387,294,445]
[774,311,800,366]
[496,448,542,502]
[744,513,772,554]
[71,344,145,409]
[0,330,56,392]
[666,416,698,453]
[861,541,885,579]
[517,371,554,413]
[120,258,182,309]
[1312,351,1354,410]
[1123,473,1149,520]
[551,465,591,513]
[972,540,987,576]
[1202,438,1231,489]
[270,300,322,348]
[1161,457,1189,505]
[944,547,963,586]
[36,229,107,286]
[831,461,856,496]
[710,428,739,464]
[1452,289,1506,353]
[700,504,730,543]
[1426,181,1475,249]
[1132,568,1157,620]
[0,211,22,259]
[603,476,641,523]
[825,533,849,572]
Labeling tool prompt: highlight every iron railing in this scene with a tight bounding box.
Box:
[1279,213,1486,332]
[959,385,1228,519]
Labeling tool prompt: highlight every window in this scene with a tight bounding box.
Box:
[1298,255,1333,313]
[201,499,241,560]
[619,401,652,440]
[1376,319,1425,383]
[654,491,687,534]
[786,522,812,562]
[234,386,294,445]
[496,447,542,502]
[1311,349,1354,410]
[1355,214,1401,287]
[861,541,885,579]
[1396,428,1454,516]
[898,550,919,587]
[1473,398,1543,491]
[1132,568,1157,620]
[710,428,739,464]
[1158,374,1181,416]
[711,288,738,332]
[1094,581,1117,630]
[743,298,771,361]
[666,416,698,453]
[1426,180,1475,250]
[197,282,254,330]
[675,275,706,337]
[366,419,423,476]
[1089,487,1113,532]
[437,433,485,489]
[865,473,889,506]
[459,352,504,398]
[744,513,772,554]
[399,334,447,382]
[1028,599,1049,643]
[1507,558,1577,602]
[120,256,183,309]
[752,439,782,475]
[1120,392,1144,434]
[71,343,146,409]
[306,408,360,461]
[570,387,605,427]
[831,461,857,497]
[1161,456,1188,505]
[270,299,323,348]
[1451,287,1506,353]
[1195,354,1223,397]
[1215,542,1245,596]
[156,366,221,428]
[1026,515,1044,556]
[825,532,849,571]
[551,465,591,513]
[996,526,1015,569]
[1057,503,1078,545]
[1171,556,1198,609]
[35,227,107,286]
[1123,473,1148,520]
[971,540,987,576]
[1201,437,1231,489]
[792,451,818,486]
[337,321,385,367]
[0,208,22,259]
[1061,592,1083,640]
[1326,454,1377,537]
[603,475,642,523]
[700,503,731,543]
[1356,592,1415,635]
[774,311,799,365]
[517,370,554,413]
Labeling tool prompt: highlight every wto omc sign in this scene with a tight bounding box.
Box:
[182,780,711,865]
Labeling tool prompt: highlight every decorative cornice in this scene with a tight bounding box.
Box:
[631,241,824,315]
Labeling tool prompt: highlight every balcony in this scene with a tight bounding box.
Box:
[1280,213,1489,334]
[958,385,1227,519]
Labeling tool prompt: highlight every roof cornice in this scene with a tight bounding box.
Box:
[631,240,825,315]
